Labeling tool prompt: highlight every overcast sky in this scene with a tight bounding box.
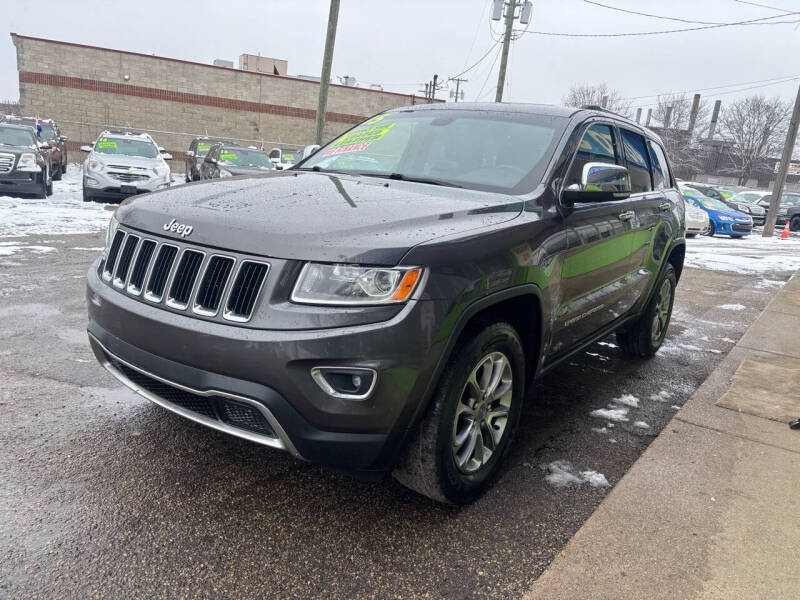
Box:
[2,0,799,113]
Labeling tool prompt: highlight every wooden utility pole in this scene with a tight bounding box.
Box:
[449,77,467,102]
[645,108,653,126]
[495,0,517,103]
[687,93,701,134]
[763,83,800,237]
[430,74,439,104]
[314,0,340,145]
[707,100,722,140]
[635,107,642,123]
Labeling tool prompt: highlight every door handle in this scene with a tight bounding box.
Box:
[659,202,671,211]
[618,211,635,222]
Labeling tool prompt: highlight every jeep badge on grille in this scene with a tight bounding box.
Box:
[163,218,193,238]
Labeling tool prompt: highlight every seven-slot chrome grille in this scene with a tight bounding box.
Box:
[101,228,269,323]
[0,153,15,173]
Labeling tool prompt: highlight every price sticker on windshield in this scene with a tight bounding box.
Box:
[324,122,396,156]
[97,137,117,149]
[220,151,238,161]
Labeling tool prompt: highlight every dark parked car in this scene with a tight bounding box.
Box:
[87,103,685,504]
[199,143,275,179]
[1,115,68,180]
[185,137,233,181]
[0,123,53,198]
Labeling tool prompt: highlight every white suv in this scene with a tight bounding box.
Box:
[81,131,172,202]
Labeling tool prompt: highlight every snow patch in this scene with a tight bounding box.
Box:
[718,303,745,311]
[542,460,610,488]
[590,407,629,422]
[670,405,681,410]
[611,393,639,408]
[591,427,608,434]
[648,390,672,402]
[633,421,650,429]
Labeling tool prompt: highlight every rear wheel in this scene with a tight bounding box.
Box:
[393,321,525,504]
[82,186,93,202]
[618,263,677,357]
[52,162,62,181]
[791,216,800,232]
[36,176,48,199]
[706,222,715,237]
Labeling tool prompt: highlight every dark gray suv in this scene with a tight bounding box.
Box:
[86,103,685,504]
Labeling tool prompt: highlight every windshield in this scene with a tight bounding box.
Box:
[94,136,159,158]
[281,151,298,164]
[299,110,565,193]
[40,124,56,139]
[780,193,800,206]
[196,140,215,157]
[219,148,274,168]
[684,188,732,212]
[0,127,36,147]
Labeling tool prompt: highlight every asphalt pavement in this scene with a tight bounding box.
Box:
[0,231,792,599]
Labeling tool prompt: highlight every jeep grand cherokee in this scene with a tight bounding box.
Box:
[86,103,685,504]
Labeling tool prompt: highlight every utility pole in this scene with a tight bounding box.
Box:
[600,95,609,108]
[645,108,653,126]
[449,77,467,102]
[495,0,517,102]
[687,93,701,135]
[635,108,642,123]
[763,83,800,238]
[314,0,340,145]
[430,74,439,103]
[664,105,673,129]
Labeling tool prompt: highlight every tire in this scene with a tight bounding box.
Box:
[730,235,744,239]
[706,221,715,237]
[52,163,62,181]
[36,176,48,199]
[686,233,697,238]
[392,321,525,504]
[46,178,53,196]
[62,163,67,175]
[791,216,800,232]
[82,186,93,203]
[617,263,677,357]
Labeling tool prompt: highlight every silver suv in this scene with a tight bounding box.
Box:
[81,131,172,202]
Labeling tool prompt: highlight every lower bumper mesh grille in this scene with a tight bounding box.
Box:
[106,354,276,437]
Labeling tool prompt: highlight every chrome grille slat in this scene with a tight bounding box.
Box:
[144,244,178,302]
[193,255,235,317]
[102,231,126,281]
[166,250,205,309]
[0,153,14,173]
[127,239,157,295]
[224,261,269,322]
[113,235,139,288]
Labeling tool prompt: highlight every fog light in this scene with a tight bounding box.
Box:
[310,367,377,400]
[86,177,100,187]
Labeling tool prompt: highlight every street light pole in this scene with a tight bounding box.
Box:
[314,0,340,145]
[763,83,800,238]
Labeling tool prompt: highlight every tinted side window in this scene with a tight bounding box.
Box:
[620,129,652,193]
[566,124,617,188]
[647,141,670,190]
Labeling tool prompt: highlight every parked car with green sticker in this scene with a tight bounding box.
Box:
[1,115,68,180]
[199,143,275,179]
[81,130,172,202]
[0,122,53,198]
[185,137,233,182]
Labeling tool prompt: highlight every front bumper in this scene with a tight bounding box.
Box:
[86,260,442,474]
[84,170,169,199]
[0,171,44,195]
[714,220,752,236]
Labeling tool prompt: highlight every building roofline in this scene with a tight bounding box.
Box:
[9,32,439,103]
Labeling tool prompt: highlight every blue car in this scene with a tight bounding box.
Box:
[681,186,753,238]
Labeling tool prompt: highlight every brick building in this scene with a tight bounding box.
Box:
[11,33,433,171]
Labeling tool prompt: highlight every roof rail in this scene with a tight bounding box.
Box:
[580,104,629,119]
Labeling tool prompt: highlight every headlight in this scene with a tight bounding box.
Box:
[291,263,423,305]
[736,204,750,213]
[717,215,733,222]
[16,152,41,172]
[104,215,119,257]
[779,208,788,216]
[219,169,233,178]
[152,165,169,177]
[88,158,104,172]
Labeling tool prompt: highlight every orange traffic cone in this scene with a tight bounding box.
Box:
[781,221,790,239]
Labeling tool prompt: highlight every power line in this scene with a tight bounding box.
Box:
[628,76,800,109]
[475,44,504,101]
[450,39,502,80]
[623,73,800,100]
[582,0,727,25]
[462,0,491,70]
[733,0,795,14]
[521,10,800,37]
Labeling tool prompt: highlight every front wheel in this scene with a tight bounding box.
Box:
[706,222,716,237]
[617,263,677,357]
[393,321,525,504]
[791,216,800,232]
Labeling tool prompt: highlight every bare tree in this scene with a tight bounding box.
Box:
[562,83,631,117]
[719,95,792,185]
[652,94,711,176]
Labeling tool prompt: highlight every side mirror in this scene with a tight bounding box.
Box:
[37,141,49,150]
[80,145,93,152]
[161,152,173,160]
[59,136,68,142]
[269,147,282,161]
[186,150,195,158]
[158,146,165,152]
[561,162,632,205]
[302,144,320,159]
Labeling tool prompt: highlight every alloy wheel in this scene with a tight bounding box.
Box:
[651,278,673,345]
[451,352,513,474]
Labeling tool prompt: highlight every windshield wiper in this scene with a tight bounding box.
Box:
[361,172,463,188]
[294,165,351,175]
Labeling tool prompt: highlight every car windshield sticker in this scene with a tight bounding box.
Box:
[220,150,238,162]
[197,142,211,151]
[97,138,117,149]
[324,122,396,156]
[282,153,295,160]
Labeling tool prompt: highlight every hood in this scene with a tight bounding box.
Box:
[90,153,164,168]
[116,171,524,264]
[225,165,276,176]
[709,207,751,221]
[0,143,37,155]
